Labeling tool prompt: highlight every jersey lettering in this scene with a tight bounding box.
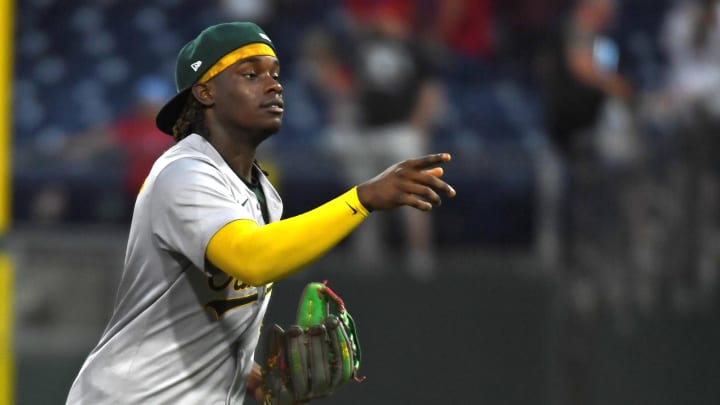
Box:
[208,273,253,292]
[205,293,259,319]
[205,273,264,318]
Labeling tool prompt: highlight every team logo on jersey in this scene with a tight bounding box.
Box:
[204,283,274,319]
[208,273,253,292]
[190,60,203,71]
[259,32,272,42]
[205,293,258,319]
[203,270,274,318]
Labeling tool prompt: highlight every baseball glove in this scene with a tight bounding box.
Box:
[261,281,363,404]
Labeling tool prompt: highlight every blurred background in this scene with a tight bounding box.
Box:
[7,0,720,404]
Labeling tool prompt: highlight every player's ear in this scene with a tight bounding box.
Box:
[192,83,214,107]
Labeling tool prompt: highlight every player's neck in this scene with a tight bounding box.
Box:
[208,135,257,183]
[225,153,256,183]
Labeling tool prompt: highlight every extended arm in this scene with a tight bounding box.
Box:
[206,153,456,286]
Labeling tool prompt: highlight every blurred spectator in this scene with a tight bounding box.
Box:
[217,0,275,24]
[345,0,416,25]
[498,0,567,72]
[427,0,495,60]
[535,0,640,271]
[400,0,498,88]
[297,27,356,139]
[325,3,446,280]
[541,0,633,156]
[651,0,720,308]
[537,1,641,404]
[662,0,720,109]
[61,76,176,219]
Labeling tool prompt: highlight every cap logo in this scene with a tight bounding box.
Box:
[190,61,203,72]
[259,32,272,42]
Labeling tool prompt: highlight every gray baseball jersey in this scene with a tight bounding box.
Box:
[67,134,283,404]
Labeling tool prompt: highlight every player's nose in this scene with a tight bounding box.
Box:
[264,75,282,94]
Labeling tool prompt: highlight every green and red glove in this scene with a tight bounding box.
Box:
[261,281,363,404]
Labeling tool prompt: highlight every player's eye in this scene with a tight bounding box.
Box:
[242,72,257,79]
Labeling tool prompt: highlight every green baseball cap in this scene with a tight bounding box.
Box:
[155,22,276,135]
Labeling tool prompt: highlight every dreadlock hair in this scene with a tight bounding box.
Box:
[172,94,208,142]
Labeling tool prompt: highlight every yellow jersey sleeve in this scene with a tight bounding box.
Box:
[206,187,369,285]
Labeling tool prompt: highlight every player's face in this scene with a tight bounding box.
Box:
[211,55,284,138]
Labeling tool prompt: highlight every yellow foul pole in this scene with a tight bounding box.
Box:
[0,0,15,404]
[0,0,13,233]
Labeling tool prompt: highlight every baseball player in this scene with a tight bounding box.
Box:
[66,22,455,404]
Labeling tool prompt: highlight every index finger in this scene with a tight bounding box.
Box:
[423,167,444,177]
[406,153,452,169]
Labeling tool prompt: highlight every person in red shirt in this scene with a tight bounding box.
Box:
[112,77,177,200]
[61,76,176,220]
